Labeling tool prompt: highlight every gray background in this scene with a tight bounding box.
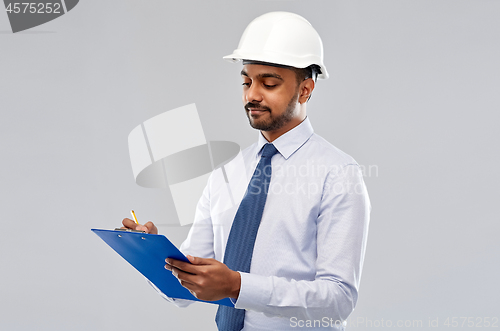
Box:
[1,0,499,330]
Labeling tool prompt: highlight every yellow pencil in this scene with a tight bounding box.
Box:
[130,210,139,225]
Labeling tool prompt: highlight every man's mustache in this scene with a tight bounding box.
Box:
[245,102,271,112]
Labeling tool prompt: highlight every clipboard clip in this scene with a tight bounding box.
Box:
[114,228,146,233]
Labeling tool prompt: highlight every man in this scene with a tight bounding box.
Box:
[123,12,370,331]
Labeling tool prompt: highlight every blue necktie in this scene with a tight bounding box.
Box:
[215,143,279,331]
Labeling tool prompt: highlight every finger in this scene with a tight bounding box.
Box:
[167,265,197,285]
[135,224,149,233]
[166,258,199,274]
[178,278,198,296]
[122,218,137,229]
[122,218,149,232]
[144,221,158,235]
[186,255,214,266]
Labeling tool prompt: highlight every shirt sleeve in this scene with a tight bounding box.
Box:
[234,164,371,322]
[155,175,216,307]
[147,279,194,308]
[179,177,216,259]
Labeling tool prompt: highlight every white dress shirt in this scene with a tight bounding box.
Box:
[166,117,371,330]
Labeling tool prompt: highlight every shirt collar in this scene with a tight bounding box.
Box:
[256,117,314,160]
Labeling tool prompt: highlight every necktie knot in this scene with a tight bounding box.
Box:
[261,143,278,158]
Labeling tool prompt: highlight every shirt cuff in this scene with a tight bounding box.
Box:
[234,272,273,311]
[147,279,193,308]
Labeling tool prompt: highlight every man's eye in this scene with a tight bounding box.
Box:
[264,84,276,88]
[242,83,250,87]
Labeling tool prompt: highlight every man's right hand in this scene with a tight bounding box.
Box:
[121,218,158,234]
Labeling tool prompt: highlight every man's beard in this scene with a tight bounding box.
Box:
[244,92,299,131]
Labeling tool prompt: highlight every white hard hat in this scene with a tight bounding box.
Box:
[223,11,329,80]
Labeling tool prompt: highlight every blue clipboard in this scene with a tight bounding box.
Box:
[91,229,234,307]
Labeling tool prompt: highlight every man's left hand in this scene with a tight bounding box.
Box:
[165,256,241,302]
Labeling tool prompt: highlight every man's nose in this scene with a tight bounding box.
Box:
[245,83,263,103]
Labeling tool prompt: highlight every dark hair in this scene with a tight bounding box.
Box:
[290,65,321,102]
[290,64,322,86]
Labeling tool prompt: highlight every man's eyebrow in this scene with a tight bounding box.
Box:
[258,73,283,81]
[240,70,284,81]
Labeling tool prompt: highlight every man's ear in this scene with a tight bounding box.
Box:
[298,78,315,104]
